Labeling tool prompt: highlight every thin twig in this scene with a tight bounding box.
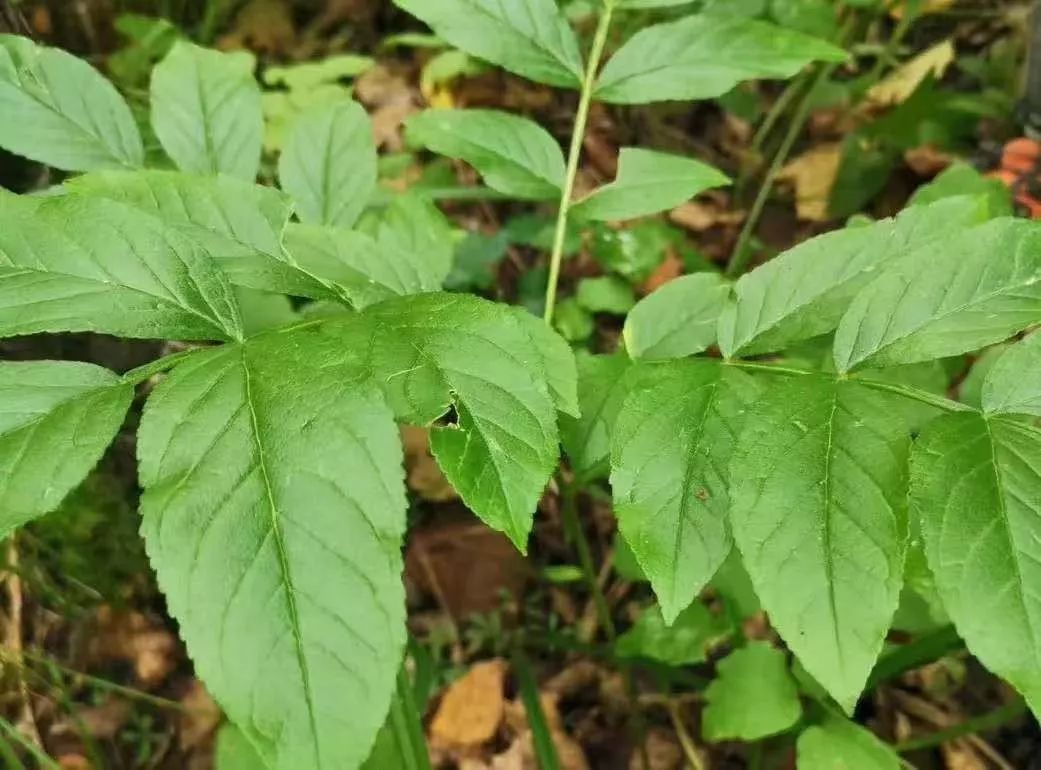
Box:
[3,537,42,750]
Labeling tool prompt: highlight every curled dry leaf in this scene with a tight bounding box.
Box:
[865,40,955,109]
[430,659,508,749]
[669,200,745,232]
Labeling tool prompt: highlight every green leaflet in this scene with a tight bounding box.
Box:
[576,276,635,315]
[279,99,377,229]
[391,0,583,88]
[910,413,1041,715]
[570,148,729,222]
[729,375,909,712]
[623,273,730,360]
[0,193,241,341]
[510,308,580,418]
[215,723,268,770]
[405,109,566,200]
[284,224,444,309]
[0,361,132,536]
[0,35,143,171]
[615,601,732,666]
[561,352,633,480]
[702,642,802,742]
[909,162,1013,217]
[138,332,408,770]
[151,42,263,180]
[375,193,455,285]
[796,717,900,770]
[718,195,992,358]
[615,0,695,7]
[834,218,1041,372]
[69,170,331,300]
[595,15,846,105]
[321,293,563,550]
[611,359,758,621]
[982,333,1041,418]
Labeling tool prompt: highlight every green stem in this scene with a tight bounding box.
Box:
[866,0,921,84]
[122,348,199,385]
[735,72,813,199]
[894,698,1027,753]
[543,4,614,324]
[386,664,432,770]
[866,625,962,689]
[560,481,615,640]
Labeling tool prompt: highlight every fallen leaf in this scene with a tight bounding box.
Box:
[500,693,589,770]
[889,0,954,19]
[218,0,296,56]
[778,143,842,222]
[631,728,682,770]
[642,252,684,294]
[866,40,955,108]
[57,756,90,770]
[52,698,131,741]
[402,426,457,502]
[941,741,988,770]
[88,606,178,687]
[430,660,507,749]
[904,145,953,177]
[178,681,222,751]
[406,519,529,619]
[669,201,745,232]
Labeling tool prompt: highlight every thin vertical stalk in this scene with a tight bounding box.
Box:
[543,4,615,324]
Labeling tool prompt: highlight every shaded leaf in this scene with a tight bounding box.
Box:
[624,272,729,360]
[703,642,801,742]
[982,333,1041,418]
[561,352,632,480]
[797,717,900,770]
[615,602,731,666]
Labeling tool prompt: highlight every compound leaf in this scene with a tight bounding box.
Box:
[595,15,846,105]
[571,148,729,222]
[729,375,909,711]
[834,218,1041,372]
[982,333,1041,418]
[0,361,132,536]
[391,0,583,87]
[279,100,377,229]
[702,642,802,742]
[561,352,633,480]
[138,332,407,770]
[612,359,758,621]
[718,196,991,358]
[405,109,565,200]
[0,34,143,171]
[151,41,262,180]
[69,170,331,300]
[624,272,730,360]
[796,717,900,770]
[325,293,560,549]
[0,194,241,341]
[910,413,1041,714]
[284,224,443,309]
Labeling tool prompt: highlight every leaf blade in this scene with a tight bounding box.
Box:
[624,272,730,360]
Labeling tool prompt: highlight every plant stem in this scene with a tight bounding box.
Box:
[735,72,812,199]
[543,4,614,324]
[560,481,615,641]
[866,625,962,689]
[894,698,1027,753]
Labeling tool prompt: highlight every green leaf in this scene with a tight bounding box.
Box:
[150,41,262,180]
[834,218,1041,372]
[909,162,1012,217]
[264,55,375,91]
[0,194,241,341]
[612,359,759,621]
[982,333,1041,417]
[703,642,802,742]
[0,361,132,536]
[729,375,909,711]
[327,294,560,549]
[571,148,729,222]
[561,352,632,479]
[375,193,455,285]
[391,0,583,88]
[138,332,407,770]
[910,413,1041,714]
[279,100,377,229]
[576,276,635,315]
[215,723,269,770]
[0,34,143,171]
[68,170,330,299]
[718,196,992,358]
[362,666,431,770]
[595,15,846,105]
[284,224,443,309]
[405,109,565,200]
[624,273,729,360]
[796,717,900,770]
[615,601,731,666]
[615,0,695,7]
[234,288,299,337]
[510,308,580,417]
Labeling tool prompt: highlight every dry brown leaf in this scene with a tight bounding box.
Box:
[430,659,507,749]
[57,756,90,770]
[866,40,955,108]
[499,694,589,770]
[778,143,842,222]
[88,606,178,687]
[941,741,988,770]
[178,681,222,751]
[406,519,528,619]
[905,145,953,177]
[401,426,457,502]
[632,728,682,770]
[642,252,684,294]
[669,201,745,232]
[52,698,131,741]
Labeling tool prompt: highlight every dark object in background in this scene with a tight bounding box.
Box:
[0,0,29,34]
[0,0,39,193]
